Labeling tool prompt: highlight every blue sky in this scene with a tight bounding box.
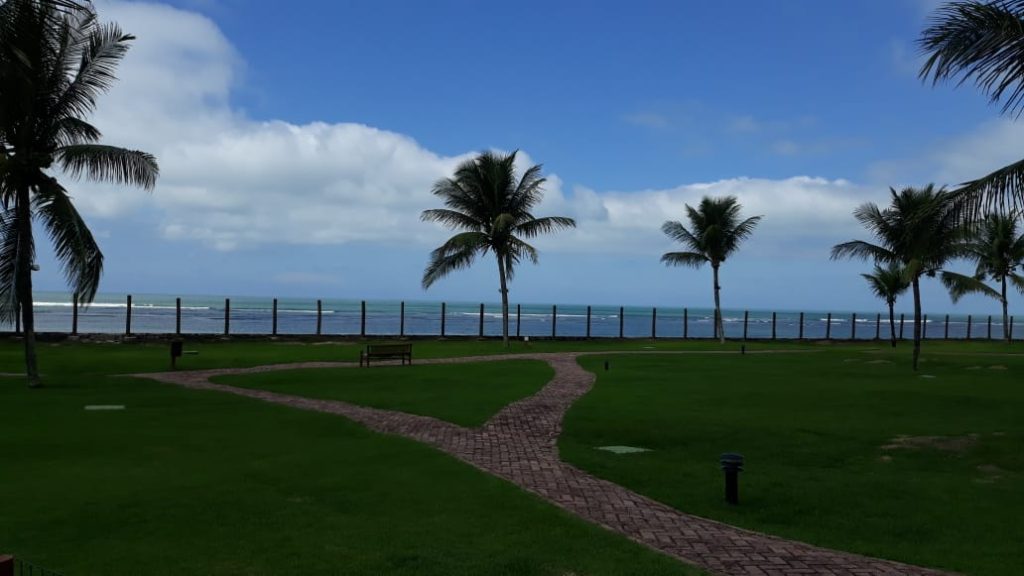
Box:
[31,0,1024,315]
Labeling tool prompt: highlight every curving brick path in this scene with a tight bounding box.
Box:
[135,352,954,576]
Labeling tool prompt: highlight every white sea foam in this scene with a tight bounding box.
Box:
[36,301,210,310]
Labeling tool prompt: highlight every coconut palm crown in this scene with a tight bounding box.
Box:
[421,150,575,347]
[0,0,159,386]
[831,185,965,370]
[661,195,761,344]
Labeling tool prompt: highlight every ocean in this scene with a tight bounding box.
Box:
[13,291,1019,341]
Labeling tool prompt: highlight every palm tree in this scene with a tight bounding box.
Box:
[861,262,910,348]
[942,213,1024,342]
[421,150,575,347]
[0,0,158,387]
[661,196,761,344]
[832,185,963,370]
[919,1,1024,218]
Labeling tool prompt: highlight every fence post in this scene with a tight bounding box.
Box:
[272,298,278,336]
[944,314,949,340]
[875,313,881,340]
[851,313,856,339]
[224,298,230,335]
[176,297,182,335]
[400,301,405,337]
[71,292,78,335]
[742,310,749,341]
[551,305,557,338]
[683,308,689,339]
[619,306,624,338]
[967,314,972,339]
[125,294,132,336]
[652,307,657,339]
[923,314,928,339]
[516,304,521,338]
[479,303,485,337]
[798,312,804,340]
[316,300,322,335]
[825,312,832,340]
[361,300,367,337]
[14,303,19,334]
[899,313,905,340]
[988,315,992,340]
[586,305,592,339]
[1011,316,1015,341]
[441,302,446,337]
[771,311,776,340]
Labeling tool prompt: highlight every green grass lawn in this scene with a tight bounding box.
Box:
[0,341,703,576]
[560,343,1024,576]
[215,360,553,427]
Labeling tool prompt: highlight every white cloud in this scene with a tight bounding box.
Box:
[68,2,878,262]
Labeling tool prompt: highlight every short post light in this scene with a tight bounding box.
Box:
[719,452,744,504]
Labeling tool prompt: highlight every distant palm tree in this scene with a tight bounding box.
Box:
[0,0,159,387]
[942,213,1024,342]
[919,0,1024,218]
[421,150,575,347]
[832,185,964,370]
[861,263,910,348]
[661,196,761,344]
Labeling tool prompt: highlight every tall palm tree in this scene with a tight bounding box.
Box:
[661,196,761,344]
[832,185,963,370]
[421,150,575,347]
[861,262,910,348]
[0,0,158,387]
[942,213,1024,342]
[920,0,1024,218]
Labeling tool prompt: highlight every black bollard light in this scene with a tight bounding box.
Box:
[740,345,746,355]
[720,452,744,504]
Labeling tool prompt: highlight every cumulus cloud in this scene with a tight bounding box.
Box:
[69,1,877,261]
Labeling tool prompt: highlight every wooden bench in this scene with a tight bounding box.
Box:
[359,343,412,367]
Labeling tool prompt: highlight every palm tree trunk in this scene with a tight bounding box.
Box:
[1002,276,1010,344]
[497,254,509,348]
[713,264,724,344]
[16,186,40,387]
[912,277,922,371]
[888,300,897,348]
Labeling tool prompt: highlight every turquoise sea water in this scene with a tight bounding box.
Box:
[16,291,1020,340]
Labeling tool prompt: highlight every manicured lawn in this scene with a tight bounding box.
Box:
[215,360,553,427]
[0,341,703,576]
[561,344,1024,576]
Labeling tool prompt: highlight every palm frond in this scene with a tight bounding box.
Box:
[33,177,102,303]
[420,208,482,231]
[0,205,31,323]
[422,232,485,288]
[941,270,1002,303]
[1010,272,1024,294]
[830,240,897,262]
[661,251,708,268]
[949,156,1024,220]
[919,0,1024,117]
[55,18,135,120]
[514,215,576,238]
[55,145,158,189]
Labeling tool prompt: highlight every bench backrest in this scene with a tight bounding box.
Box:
[366,343,412,354]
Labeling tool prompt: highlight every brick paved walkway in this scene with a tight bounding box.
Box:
[137,352,954,576]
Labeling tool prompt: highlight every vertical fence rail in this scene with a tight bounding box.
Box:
[851,313,856,339]
[586,306,592,339]
[683,308,689,339]
[71,292,78,335]
[516,304,521,338]
[224,298,230,335]
[360,301,367,337]
[316,300,322,336]
[875,313,881,340]
[899,314,905,340]
[619,306,624,338]
[825,313,832,340]
[1011,316,1015,341]
[742,310,749,341]
[652,307,657,339]
[272,298,278,335]
[15,303,20,334]
[944,314,949,340]
[771,311,776,340]
[479,303,485,337]
[400,301,405,337]
[440,302,446,337]
[923,314,928,339]
[967,314,972,340]
[552,305,557,338]
[125,294,132,336]
[798,312,804,340]
[176,297,182,335]
[988,315,992,340]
